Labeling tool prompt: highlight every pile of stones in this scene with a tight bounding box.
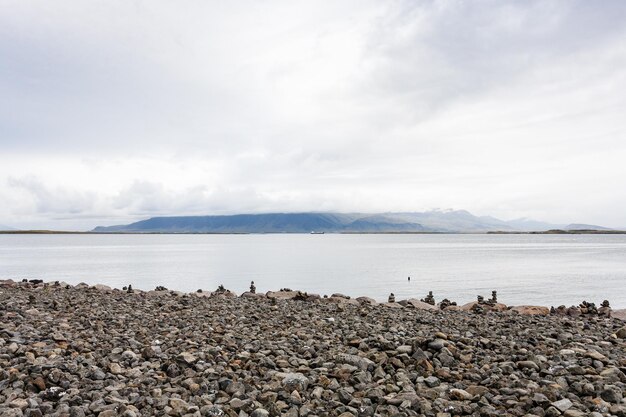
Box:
[1,279,625,417]
[551,300,613,318]
[421,292,435,306]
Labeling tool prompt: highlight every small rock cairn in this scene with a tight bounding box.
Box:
[421,291,435,305]
[439,298,457,310]
[551,300,611,317]
[472,291,498,313]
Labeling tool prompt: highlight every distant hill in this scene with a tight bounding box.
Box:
[93,213,432,233]
[564,223,610,231]
[92,210,613,233]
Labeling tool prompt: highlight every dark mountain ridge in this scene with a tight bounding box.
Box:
[92,211,611,233]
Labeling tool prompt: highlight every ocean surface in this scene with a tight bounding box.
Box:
[1,233,625,308]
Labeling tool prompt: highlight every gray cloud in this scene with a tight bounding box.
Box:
[1,1,626,229]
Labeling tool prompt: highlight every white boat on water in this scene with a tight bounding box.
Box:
[310,231,325,234]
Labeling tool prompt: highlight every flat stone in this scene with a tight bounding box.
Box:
[396,345,412,354]
[424,376,440,387]
[552,399,573,412]
[336,353,375,371]
[449,389,473,401]
[178,352,197,364]
[405,298,437,310]
[517,360,539,371]
[9,399,29,410]
[510,305,550,315]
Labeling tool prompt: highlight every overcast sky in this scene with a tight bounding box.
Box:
[1,0,626,230]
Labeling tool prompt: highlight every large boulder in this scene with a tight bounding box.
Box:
[356,296,377,305]
[330,293,350,299]
[240,291,264,299]
[93,284,112,292]
[266,290,299,300]
[461,301,508,312]
[383,302,404,308]
[612,309,626,321]
[405,298,437,310]
[510,305,550,316]
[327,296,359,305]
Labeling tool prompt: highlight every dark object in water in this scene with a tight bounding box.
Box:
[388,293,395,303]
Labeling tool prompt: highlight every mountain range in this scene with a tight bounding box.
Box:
[91,210,610,233]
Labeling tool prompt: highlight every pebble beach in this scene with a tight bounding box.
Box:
[1,280,625,417]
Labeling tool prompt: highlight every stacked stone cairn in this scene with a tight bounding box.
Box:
[421,291,435,305]
[551,299,612,317]
[294,291,309,301]
[438,298,457,310]
[472,296,486,314]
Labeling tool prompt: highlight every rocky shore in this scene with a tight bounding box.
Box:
[1,280,625,417]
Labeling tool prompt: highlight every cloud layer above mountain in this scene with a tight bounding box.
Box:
[2,0,626,229]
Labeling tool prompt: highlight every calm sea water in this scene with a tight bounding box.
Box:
[1,233,625,308]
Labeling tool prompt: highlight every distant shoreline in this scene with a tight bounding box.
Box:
[1,230,626,235]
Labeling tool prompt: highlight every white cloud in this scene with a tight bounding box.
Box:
[1,0,626,229]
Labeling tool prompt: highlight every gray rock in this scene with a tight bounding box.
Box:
[552,399,573,412]
[282,373,309,391]
[449,388,473,401]
[336,353,375,371]
[424,376,440,388]
[600,386,622,403]
[427,339,445,351]
[517,360,539,371]
[169,398,189,415]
